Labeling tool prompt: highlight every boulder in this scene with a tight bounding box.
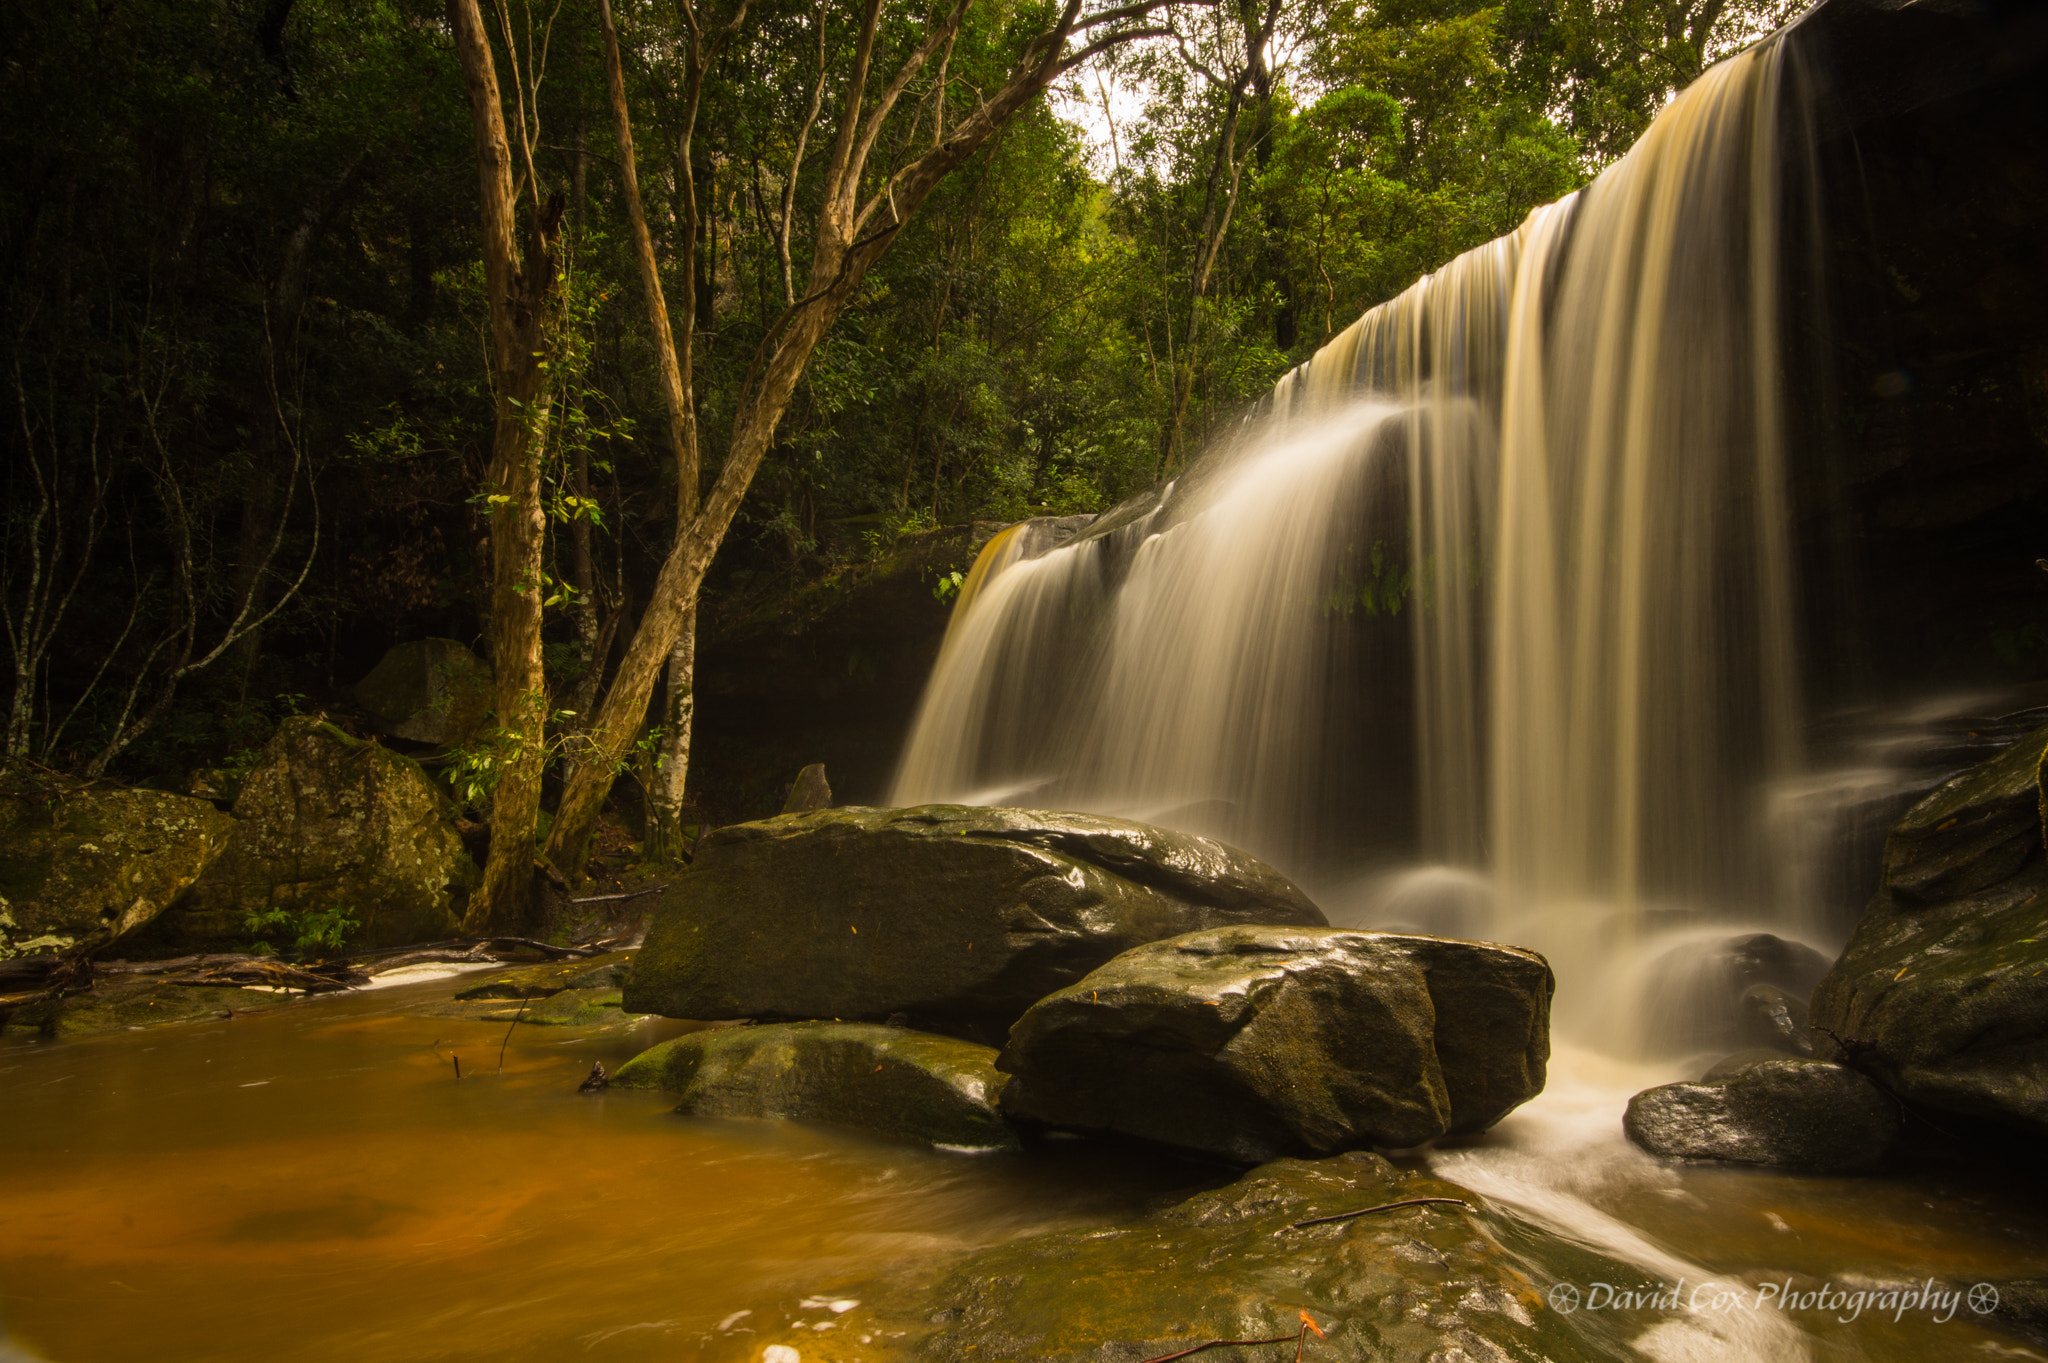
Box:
[1623,1056,1901,1172]
[996,926,1552,1162]
[146,717,477,952]
[1810,723,2048,1134]
[611,1020,1017,1150]
[1637,932,1831,1055]
[353,638,492,745]
[1738,982,1814,1055]
[0,772,234,961]
[781,762,833,813]
[748,1151,1659,1362]
[623,805,1327,1041]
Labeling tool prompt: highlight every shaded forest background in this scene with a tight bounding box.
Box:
[0,0,1798,827]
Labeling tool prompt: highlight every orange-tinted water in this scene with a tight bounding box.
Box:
[0,974,1207,1363]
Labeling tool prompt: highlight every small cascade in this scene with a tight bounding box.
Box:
[894,33,1827,1046]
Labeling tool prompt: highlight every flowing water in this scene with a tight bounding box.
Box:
[7,19,2046,1363]
[883,19,2048,1359]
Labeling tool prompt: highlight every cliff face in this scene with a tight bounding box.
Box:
[1792,0,2048,698]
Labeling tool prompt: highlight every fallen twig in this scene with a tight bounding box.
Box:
[1282,1197,1470,1231]
[1137,1333,1298,1363]
[497,994,529,1073]
[568,884,668,905]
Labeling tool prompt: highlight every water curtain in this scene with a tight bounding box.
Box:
[894,38,1812,1003]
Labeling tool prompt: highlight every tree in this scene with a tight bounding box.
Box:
[545,0,1192,879]
[446,0,566,929]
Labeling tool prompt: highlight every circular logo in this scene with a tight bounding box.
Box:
[1969,1284,2000,1315]
[1548,1284,1582,1314]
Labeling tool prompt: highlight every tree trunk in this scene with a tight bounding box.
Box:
[646,604,696,859]
[448,0,562,933]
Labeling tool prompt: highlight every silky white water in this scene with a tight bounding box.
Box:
[895,37,1815,1042]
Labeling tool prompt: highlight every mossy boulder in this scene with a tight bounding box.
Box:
[0,772,234,961]
[997,926,1552,1162]
[611,1020,1017,1150]
[752,1152,1659,1362]
[353,638,492,745]
[146,716,477,952]
[2,977,289,1038]
[623,805,1326,1041]
[1624,1055,1901,1172]
[1810,722,2048,1133]
[454,951,635,1000]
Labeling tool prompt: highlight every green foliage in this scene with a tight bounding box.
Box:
[242,905,361,960]
[934,571,966,604]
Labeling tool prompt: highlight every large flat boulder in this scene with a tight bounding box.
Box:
[996,926,1552,1162]
[1810,723,2048,1133]
[746,1152,1657,1362]
[1624,1055,1901,1172]
[0,771,234,961]
[622,805,1326,1040]
[147,717,477,952]
[611,1020,1017,1150]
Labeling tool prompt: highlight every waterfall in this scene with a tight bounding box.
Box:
[893,35,1817,1039]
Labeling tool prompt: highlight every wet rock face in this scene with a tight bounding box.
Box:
[996,926,1552,1162]
[622,805,1327,1041]
[611,1021,1017,1150]
[352,638,492,746]
[1810,722,2048,1134]
[1624,1057,1901,1172]
[0,775,234,961]
[150,717,477,952]
[750,1152,1660,1362]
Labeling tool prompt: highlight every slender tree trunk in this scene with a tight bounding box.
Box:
[549,0,1180,880]
[448,0,562,932]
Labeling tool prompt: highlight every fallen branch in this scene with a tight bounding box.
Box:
[1138,1334,1297,1363]
[568,884,668,905]
[1282,1197,1469,1231]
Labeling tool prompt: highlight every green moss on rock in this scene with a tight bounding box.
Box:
[752,1151,1661,1362]
[0,771,235,961]
[144,716,477,952]
[612,1020,1018,1150]
[3,977,290,1038]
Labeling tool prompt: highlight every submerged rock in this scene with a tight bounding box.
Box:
[623,805,1327,1040]
[481,986,641,1027]
[751,1151,1659,1362]
[146,717,478,952]
[1624,1056,1900,1172]
[2,977,288,1038]
[612,1020,1017,1150]
[1810,722,2048,1134]
[996,926,1552,1161]
[353,638,492,746]
[0,772,234,961]
[455,951,634,1000]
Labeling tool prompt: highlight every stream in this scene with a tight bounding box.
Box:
[3,969,2045,1362]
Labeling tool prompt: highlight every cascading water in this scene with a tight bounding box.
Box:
[897,36,1815,1037]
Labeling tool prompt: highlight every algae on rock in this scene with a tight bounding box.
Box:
[612,1020,1018,1150]
[148,716,477,951]
[1811,721,2048,1134]
[747,1151,1658,1362]
[0,771,235,961]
